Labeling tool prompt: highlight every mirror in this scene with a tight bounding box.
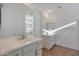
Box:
[44,23,55,30]
[43,23,56,36]
[0,3,34,37]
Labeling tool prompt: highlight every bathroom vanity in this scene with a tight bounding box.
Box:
[0,35,42,56]
[43,35,55,49]
[42,23,56,49]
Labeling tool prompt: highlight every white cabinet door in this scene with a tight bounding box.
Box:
[36,40,42,56]
[7,52,19,56]
[37,49,42,56]
[22,42,36,56]
[43,35,55,49]
[24,50,36,56]
[36,40,42,50]
[5,48,22,56]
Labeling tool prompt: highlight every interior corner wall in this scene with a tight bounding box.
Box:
[0,3,26,37]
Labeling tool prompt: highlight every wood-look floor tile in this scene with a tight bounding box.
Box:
[42,45,79,56]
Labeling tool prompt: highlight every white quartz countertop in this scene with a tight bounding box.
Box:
[0,35,42,55]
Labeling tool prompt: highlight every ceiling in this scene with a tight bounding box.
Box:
[24,3,79,28]
[24,3,63,13]
[24,3,79,18]
[25,3,79,13]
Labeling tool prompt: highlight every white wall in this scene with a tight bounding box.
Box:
[54,4,79,50]
[55,4,79,28]
[0,3,41,37]
[41,4,79,50]
[42,4,79,28]
[0,3,32,37]
[56,23,79,50]
[33,10,41,37]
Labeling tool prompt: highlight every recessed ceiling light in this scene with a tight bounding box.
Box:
[44,12,48,18]
[48,10,52,13]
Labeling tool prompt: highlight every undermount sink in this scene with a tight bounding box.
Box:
[0,35,33,54]
[42,23,55,36]
[43,29,55,36]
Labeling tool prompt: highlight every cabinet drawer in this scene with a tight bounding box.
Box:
[37,43,42,50]
[37,49,42,56]
[36,40,42,50]
[7,51,18,56]
[43,41,52,49]
[5,48,22,56]
[24,50,36,56]
[22,42,36,55]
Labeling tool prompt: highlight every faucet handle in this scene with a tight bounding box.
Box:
[22,35,26,40]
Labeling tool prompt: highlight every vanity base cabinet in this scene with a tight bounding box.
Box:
[24,50,36,56]
[2,39,42,56]
[36,40,42,56]
[22,39,43,56]
[43,35,55,49]
[22,42,36,56]
[37,49,42,56]
[3,48,22,56]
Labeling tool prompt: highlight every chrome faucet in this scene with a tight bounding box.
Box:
[21,35,26,40]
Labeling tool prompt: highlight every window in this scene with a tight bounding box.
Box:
[25,15,33,33]
[0,8,1,25]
